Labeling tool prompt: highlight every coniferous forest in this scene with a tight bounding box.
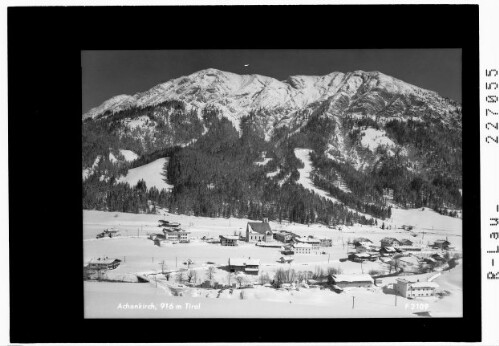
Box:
[82,89,462,225]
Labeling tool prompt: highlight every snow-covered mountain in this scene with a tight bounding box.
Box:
[83,68,462,218]
[84,68,460,127]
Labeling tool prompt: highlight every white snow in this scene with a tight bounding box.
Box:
[109,152,118,163]
[119,149,139,162]
[83,209,462,318]
[294,148,341,204]
[360,128,396,152]
[83,69,441,129]
[266,168,280,178]
[388,207,461,235]
[110,150,138,164]
[82,155,102,180]
[117,158,172,191]
[254,158,272,166]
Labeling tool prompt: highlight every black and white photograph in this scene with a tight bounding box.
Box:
[82,49,464,318]
[6,3,487,344]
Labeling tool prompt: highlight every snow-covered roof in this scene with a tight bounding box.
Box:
[229,258,260,266]
[219,235,239,240]
[383,246,397,252]
[295,237,320,244]
[331,274,374,283]
[88,258,120,265]
[292,243,313,248]
[247,222,272,235]
[396,279,439,288]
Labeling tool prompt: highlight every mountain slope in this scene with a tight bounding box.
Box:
[82,68,462,221]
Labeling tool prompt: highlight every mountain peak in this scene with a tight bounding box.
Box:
[83,68,456,120]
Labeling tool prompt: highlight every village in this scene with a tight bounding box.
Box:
[84,207,463,318]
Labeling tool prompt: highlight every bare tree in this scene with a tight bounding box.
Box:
[259,273,270,285]
[235,274,246,288]
[206,266,216,281]
[175,270,185,283]
[186,269,198,284]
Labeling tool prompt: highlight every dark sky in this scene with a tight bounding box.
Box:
[82,49,461,114]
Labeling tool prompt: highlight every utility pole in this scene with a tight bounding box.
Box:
[328,253,330,264]
[395,294,397,306]
[352,296,355,309]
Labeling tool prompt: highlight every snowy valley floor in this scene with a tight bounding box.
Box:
[84,209,462,318]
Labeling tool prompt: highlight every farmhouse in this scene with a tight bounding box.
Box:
[246,219,273,242]
[329,274,374,289]
[394,278,440,298]
[381,237,401,247]
[294,236,321,246]
[399,239,414,246]
[219,235,239,246]
[432,239,451,250]
[86,257,121,270]
[348,252,371,262]
[273,230,297,243]
[353,237,373,247]
[228,258,260,274]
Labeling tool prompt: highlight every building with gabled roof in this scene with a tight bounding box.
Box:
[246,218,273,242]
[394,278,440,298]
[380,237,401,247]
[228,258,260,274]
[329,274,374,288]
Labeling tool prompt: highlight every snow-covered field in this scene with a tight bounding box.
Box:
[84,207,462,318]
[117,158,172,191]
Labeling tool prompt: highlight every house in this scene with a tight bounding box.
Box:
[353,238,373,248]
[294,236,321,247]
[432,239,451,250]
[348,252,371,262]
[396,245,423,252]
[246,218,273,242]
[162,228,190,243]
[380,237,401,247]
[279,256,294,263]
[292,243,316,254]
[273,230,297,243]
[380,246,397,256]
[219,235,239,246]
[399,239,414,246]
[431,253,445,261]
[228,258,260,275]
[355,243,377,253]
[158,220,181,228]
[394,278,440,298]
[86,257,121,270]
[329,274,374,289]
[96,228,121,239]
[319,238,333,247]
[149,233,165,241]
